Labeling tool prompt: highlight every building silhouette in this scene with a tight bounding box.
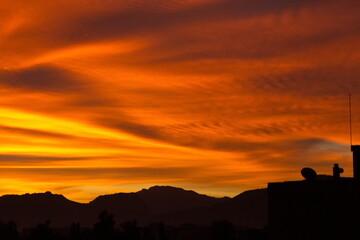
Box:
[268,145,360,240]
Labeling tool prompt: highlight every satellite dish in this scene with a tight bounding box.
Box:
[301,167,317,180]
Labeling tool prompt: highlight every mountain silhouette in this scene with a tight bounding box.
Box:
[158,188,267,228]
[0,186,267,229]
[136,186,229,215]
[89,192,150,224]
[89,186,230,224]
[0,191,86,228]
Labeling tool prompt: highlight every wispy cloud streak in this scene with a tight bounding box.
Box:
[0,0,359,201]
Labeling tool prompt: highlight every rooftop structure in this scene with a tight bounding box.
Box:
[268,145,360,240]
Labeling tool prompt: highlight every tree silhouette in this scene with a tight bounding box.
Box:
[0,221,19,240]
[210,220,236,240]
[26,220,56,240]
[68,222,81,240]
[142,226,156,240]
[157,223,170,240]
[120,220,141,240]
[93,211,115,240]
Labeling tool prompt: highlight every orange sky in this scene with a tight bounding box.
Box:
[0,0,359,202]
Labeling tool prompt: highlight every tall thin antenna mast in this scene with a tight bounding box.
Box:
[349,94,353,147]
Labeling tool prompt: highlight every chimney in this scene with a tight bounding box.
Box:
[351,145,360,179]
[333,163,343,179]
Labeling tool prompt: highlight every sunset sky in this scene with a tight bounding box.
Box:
[0,0,359,202]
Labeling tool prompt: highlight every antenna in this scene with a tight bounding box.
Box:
[349,94,353,147]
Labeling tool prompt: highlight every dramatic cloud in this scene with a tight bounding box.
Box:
[0,0,359,201]
[0,65,85,92]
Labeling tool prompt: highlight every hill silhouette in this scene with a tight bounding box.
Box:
[158,188,267,228]
[0,186,267,229]
[0,191,86,228]
[136,186,229,215]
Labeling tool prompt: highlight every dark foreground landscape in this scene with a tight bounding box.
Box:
[0,186,268,240]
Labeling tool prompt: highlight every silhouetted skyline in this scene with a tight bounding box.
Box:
[0,0,359,202]
[0,186,267,229]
